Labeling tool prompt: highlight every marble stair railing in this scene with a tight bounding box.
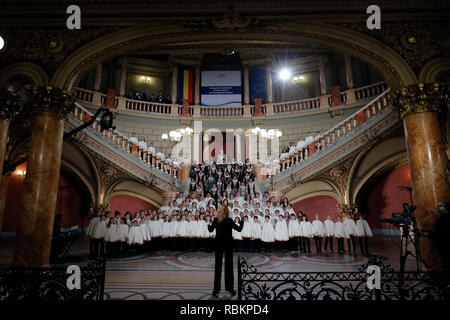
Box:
[268,88,398,193]
[67,103,180,186]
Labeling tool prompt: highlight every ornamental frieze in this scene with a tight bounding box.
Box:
[341,21,450,75]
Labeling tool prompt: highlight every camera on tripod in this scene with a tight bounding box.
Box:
[381,203,416,228]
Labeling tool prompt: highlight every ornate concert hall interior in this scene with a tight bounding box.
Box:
[0,0,449,301]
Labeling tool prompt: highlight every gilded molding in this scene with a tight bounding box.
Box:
[30,86,75,119]
[390,83,449,118]
[337,203,359,219]
[0,89,24,120]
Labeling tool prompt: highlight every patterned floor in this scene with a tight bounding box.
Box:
[0,234,416,300]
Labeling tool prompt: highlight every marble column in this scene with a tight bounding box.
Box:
[172,65,178,104]
[0,175,9,234]
[392,83,450,271]
[119,57,127,97]
[344,55,354,89]
[318,56,327,95]
[0,120,9,233]
[0,90,23,233]
[0,119,9,176]
[94,64,102,91]
[12,87,73,267]
[266,68,273,103]
[194,65,201,106]
[243,65,250,105]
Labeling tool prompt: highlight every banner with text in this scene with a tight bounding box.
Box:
[201,71,242,107]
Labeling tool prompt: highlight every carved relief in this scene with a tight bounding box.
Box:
[310,153,359,198]
[390,82,449,118]
[0,27,123,75]
[343,22,450,75]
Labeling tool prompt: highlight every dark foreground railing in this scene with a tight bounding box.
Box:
[237,256,450,300]
[0,258,105,301]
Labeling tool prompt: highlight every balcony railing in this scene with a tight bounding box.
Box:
[355,81,388,100]
[72,103,180,179]
[76,88,94,102]
[200,106,244,118]
[74,81,387,119]
[126,99,172,114]
[272,96,320,114]
[277,88,390,173]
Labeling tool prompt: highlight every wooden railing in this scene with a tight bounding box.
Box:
[72,103,179,178]
[272,97,320,114]
[355,82,388,100]
[200,106,244,118]
[278,88,390,173]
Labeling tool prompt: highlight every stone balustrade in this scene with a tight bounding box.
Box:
[200,106,244,118]
[271,97,320,114]
[355,81,388,100]
[75,82,386,119]
[277,88,391,173]
[72,103,179,179]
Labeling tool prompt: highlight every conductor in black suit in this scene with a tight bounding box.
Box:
[208,204,244,298]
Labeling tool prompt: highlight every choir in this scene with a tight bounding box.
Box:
[86,162,374,258]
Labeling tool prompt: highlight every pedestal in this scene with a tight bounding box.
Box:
[319,95,329,110]
[13,114,65,267]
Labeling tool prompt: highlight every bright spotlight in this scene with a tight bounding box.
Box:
[0,36,4,50]
[279,68,291,81]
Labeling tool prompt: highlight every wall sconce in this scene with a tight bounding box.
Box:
[140,76,152,83]
[293,75,305,83]
[17,170,26,176]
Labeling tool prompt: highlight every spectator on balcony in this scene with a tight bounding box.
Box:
[296,137,306,150]
[165,94,172,104]
[288,142,296,154]
[280,148,289,159]
[129,132,139,145]
[156,90,164,103]
[156,148,165,160]
[142,91,149,101]
[127,90,134,100]
[315,131,322,150]
[150,94,156,102]
[148,142,156,154]
[134,91,141,101]
[139,136,148,150]
[305,132,314,145]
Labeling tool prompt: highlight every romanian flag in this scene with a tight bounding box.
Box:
[178,69,194,105]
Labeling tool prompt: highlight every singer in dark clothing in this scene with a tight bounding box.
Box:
[208,205,244,298]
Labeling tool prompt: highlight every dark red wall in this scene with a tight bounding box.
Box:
[292,195,338,220]
[364,163,412,230]
[2,163,87,233]
[109,195,155,216]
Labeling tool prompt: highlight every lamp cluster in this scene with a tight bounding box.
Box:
[162,127,193,142]
[251,127,282,139]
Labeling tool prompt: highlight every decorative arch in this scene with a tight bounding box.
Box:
[352,151,408,204]
[50,22,416,93]
[285,179,342,204]
[0,62,49,87]
[104,179,163,208]
[418,58,450,83]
